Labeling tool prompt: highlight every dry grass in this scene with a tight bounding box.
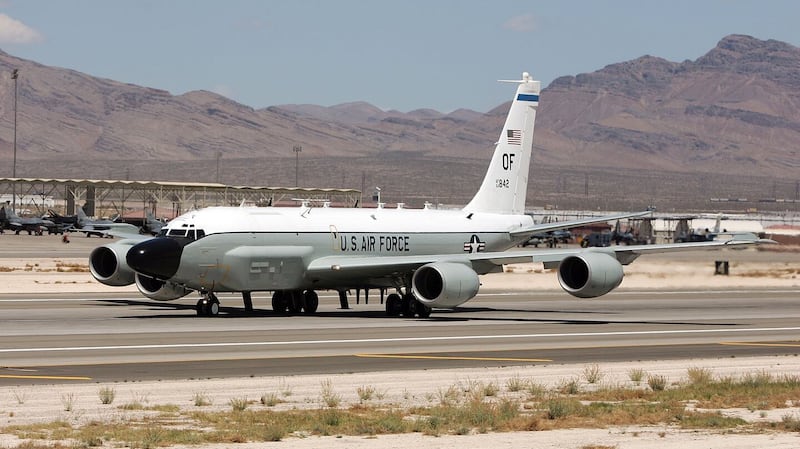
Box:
[54,262,90,273]
[0,262,90,273]
[2,369,800,447]
[738,267,799,279]
[582,364,605,384]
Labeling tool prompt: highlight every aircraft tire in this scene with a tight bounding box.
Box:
[385,294,402,317]
[303,290,319,314]
[196,295,220,317]
[401,294,416,317]
[287,291,302,314]
[196,298,206,316]
[271,291,288,313]
[208,298,220,316]
[415,301,432,318]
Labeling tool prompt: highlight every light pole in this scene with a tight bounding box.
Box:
[215,151,222,183]
[11,69,18,212]
[293,144,302,187]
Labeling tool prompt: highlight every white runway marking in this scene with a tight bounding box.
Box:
[2,326,799,354]
[0,289,795,303]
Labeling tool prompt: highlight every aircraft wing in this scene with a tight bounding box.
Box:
[76,223,143,238]
[527,236,775,268]
[105,226,151,240]
[509,210,653,237]
[306,234,773,279]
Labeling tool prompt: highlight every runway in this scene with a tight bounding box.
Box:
[1,289,798,384]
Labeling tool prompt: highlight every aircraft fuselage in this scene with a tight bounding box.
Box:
[143,206,533,292]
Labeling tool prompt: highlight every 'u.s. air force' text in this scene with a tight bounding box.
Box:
[339,235,410,252]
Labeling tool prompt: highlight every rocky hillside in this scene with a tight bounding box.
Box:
[534,34,800,177]
[0,35,797,209]
[0,51,495,163]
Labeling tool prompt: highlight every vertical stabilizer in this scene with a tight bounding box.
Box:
[76,206,89,226]
[464,72,540,214]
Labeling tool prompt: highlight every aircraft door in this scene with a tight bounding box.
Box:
[330,225,339,252]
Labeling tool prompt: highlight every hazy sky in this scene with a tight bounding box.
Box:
[2,1,799,112]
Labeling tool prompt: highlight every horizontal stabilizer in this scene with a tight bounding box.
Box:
[510,210,653,238]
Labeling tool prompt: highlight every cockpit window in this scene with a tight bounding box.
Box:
[167,228,187,237]
[164,227,206,242]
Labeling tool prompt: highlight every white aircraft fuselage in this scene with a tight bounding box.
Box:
[150,206,533,292]
[89,72,767,317]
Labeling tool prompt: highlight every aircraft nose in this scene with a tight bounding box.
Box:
[127,238,183,279]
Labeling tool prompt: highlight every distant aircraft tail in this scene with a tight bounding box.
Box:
[463,72,540,215]
[2,206,23,228]
[76,207,89,225]
[4,206,20,220]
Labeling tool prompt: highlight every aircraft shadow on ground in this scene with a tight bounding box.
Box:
[95,299,742,326]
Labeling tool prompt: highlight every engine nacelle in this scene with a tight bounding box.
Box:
[558,251,624,298]
[412,262,480,309]
[135,273,191,301]
[89,242,136,286]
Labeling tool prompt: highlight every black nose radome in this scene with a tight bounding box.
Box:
[127,238,183,280]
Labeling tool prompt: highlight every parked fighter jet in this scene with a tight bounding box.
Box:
[1,205,55,235]
[75,207,138,237]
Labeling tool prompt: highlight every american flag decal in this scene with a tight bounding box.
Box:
[507,129,522,145]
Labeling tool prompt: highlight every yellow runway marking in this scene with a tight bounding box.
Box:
[0,374,92,381]
[356,354,552,363]
[720,342,800,348]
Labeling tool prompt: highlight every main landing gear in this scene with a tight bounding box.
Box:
[194,289,431,318]
[271,290,319,314]
[385,292,431,318]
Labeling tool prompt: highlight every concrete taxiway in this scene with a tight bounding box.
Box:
[1,288,798,384]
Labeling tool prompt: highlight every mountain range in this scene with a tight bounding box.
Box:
[0,34,798,210]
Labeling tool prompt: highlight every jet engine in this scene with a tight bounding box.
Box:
[557,251,624,298]
[412,262,480,309]
[134,273,191,301]
[89,242,136,286]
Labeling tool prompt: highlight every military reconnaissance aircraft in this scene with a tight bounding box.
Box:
[88,72,768,317]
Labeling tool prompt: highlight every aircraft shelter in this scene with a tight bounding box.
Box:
[0,178,361,219]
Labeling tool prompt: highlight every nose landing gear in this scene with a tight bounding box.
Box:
[196,291,220,316]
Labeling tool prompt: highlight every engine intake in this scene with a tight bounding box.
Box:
[412,262,480,309]
[558,251,624,298]
[89,242,136,286]
[135,273,191,301]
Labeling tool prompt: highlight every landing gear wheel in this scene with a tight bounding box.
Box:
[385,293,402,317]
[196,293,220,317]
[287,291,302,314]
[208,298,220,316]
[271,291,288,313]
[401,294,417,317]
[196,298,206,316]
[303,290,319,314]
[415,301,432,318]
